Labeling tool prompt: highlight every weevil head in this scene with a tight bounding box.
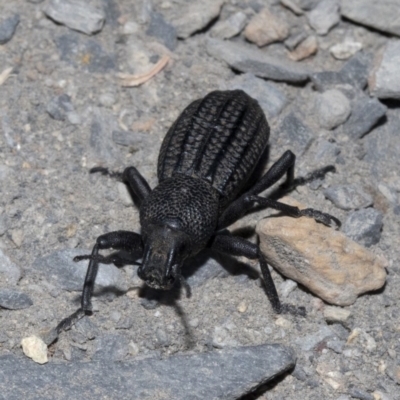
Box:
[138,223,192,290]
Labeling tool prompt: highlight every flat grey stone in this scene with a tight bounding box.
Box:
[229,73,287,119]
[146,12,177,51]
[369,41,400,100]
[93,334,129,361]
[307,0,340,35]
[210,11,247,39]
[341,0,400,37]
[45,0,105,35]
[0,344,295,400]
[324,184,373,210]
[0,289,33,310]
[31,249,128,294]
[0,249,21,286]
[206,38,310,83]
[55,33,116,73]
[46,94,74,121]
[295,325,334,351]
[343,208,383,247]
[0,14,20,45]
[276,112,314,155]
[311,51,372,91]
[171,0,224,39]
[342,95,387,139]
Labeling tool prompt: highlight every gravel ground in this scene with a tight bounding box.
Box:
[1,1,400,399]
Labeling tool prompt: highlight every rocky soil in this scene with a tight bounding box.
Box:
[0,0,400,399]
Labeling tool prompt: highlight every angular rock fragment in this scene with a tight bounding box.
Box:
[280,0,304,15]
[244,8,290,47]
[307,0,340,35]
[341,0,400,37]
[31,249,128,294]
[343,208,383,247]
[171,0,224,39]
[207,38,310,83]
[289,36,318,61]
[210,12,247,39]
[316,89,351,130]
[0,14,20,45]
[342,95,387,139]
[0,289,33,310]
[369,41,400,100]
[46,94,74,121]
[229,73,287,118]
[324,184,373,210]
[21,336,48,364]
[0,344,295,400]
[0,249,21,286]
[311,51,371,91]
[276,113,314,155]
[256,197,387,306]
[45,0,105,35]
[146,12,177,51]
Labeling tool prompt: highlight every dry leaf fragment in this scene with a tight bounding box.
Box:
[118,55,170,87]
[0,67,13,86]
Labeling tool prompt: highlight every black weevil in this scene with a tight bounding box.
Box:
[56,90,339,332]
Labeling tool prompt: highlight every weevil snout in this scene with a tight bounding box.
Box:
[139,224,190,290]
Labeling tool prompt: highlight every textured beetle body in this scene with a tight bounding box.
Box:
[158,90,270,207]
[57,90,340,332]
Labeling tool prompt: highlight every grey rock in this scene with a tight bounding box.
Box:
[31,249,128,293]
[116,316,133,330]
[27,0,45,3]
[297,0,320,10]
[206,38,310,83]
[316,89,351,130]
[311,51,372,91]
[229,73,287,119]
[277,112,314,155]
[93,334,129,361]
[343,208,383,247]
[326,339,345,353]
[342,95,387,139]
[324,184,373,210]
[0,14,20,45]
[309,138,341,166]
[284,31,308,50]
[0,289,33,310]
[0,345,295,399]
[112,130,156,149]
[45,0,105,35]
[307,0,340,35]
[0,249,21,286]
[46,94,74,121]
[347,388,374,400]
[341,0,400,37]
[369,41,400,100]
[172,0,224,39]
[154,328,170,347]
[75,316,99,340]
[295,325,334,351]
[146,12,177,51]
[55,33,116,73]
[210,11,247,39]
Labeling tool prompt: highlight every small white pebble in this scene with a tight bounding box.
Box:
[237,301,248,313]
[21,336,48,364]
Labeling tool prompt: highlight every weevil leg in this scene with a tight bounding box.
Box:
[90,166,152,207]
[55,231,143,334]
[210,231,281,313]
[217,150,337,229]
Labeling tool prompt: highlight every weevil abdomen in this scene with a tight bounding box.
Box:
[158,90,270,206]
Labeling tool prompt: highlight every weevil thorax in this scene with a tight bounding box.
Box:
[139,174,220,290]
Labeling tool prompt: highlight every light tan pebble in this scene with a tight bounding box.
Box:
[324,306,351,323]
[244,8,289,47]
[237,301,248,313]
[330,41,362,60]
[378,360,387,374]
[275,316,292,329]
[21,336,48,364]
[346,328,376,351]
[128,341,139,356]
[256,197,386,306]
[289,36,318,61]
[10,229,24,248]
